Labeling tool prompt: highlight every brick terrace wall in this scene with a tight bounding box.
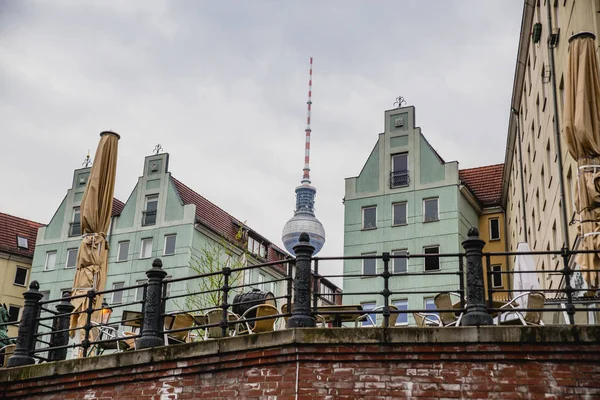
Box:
[1,326,599,399]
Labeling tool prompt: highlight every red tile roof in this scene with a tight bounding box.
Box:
[112,198,125,216]
[459,164,504,207]
[0,213,45,259]
[170,177,288,263]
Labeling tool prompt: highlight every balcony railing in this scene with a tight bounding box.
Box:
[142,210,157,226]
[68,222,81,237]
[390,170,410,188]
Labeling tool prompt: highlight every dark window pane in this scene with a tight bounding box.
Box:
[363,207,377,229]
[393,251,407,273]
[393,203,407,225]
[14,267,27,286]
[492,266,503,287]
[8,306,20,322]
[424,247,440,271]
[392,154,408,172]
[66,249,78,268]
[424,199,438,222]
[164,235,176,255]
[394,301,409,324]
[118,241,129,262]
[363,256,376,275]
[490,218,500,240]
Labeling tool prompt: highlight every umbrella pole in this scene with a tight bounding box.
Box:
[547,1,574,324]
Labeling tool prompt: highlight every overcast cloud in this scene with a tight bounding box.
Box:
[0,0,523,284]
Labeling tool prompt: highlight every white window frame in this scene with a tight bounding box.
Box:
[392,202,408,226]
[362,206,377,230]
[489,218,500,241]
[135,280,146,302]
[392,250,408,274]
[112,282,125,304]
[423,198,439,222]
[117,241,130,262]
[360,302,377,326]
[140,238,153,259]
[44,251,57,271]
[423,245,440,272]
[362,252,377,276]
[393,299,409,326]
[491,264,503,288]
[163,234,176,256]
[165,276,172,298]
[13,266,28,287]
[17,236,28,249]
[65,248,78,269]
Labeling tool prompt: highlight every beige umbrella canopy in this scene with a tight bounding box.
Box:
[70,131,120,336]
[563,32,600,289]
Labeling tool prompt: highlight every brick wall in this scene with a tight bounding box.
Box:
[1,326,599,399]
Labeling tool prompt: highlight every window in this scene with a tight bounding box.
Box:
[392,202,407,226]
[112,282,125,304]
[320,283,335,303]
[489,218,500,241]
[362,253,376,276]
[143,195,158,226]
[247,237,267,258]
[39,291,50,301]
[390,153,409,188]
[258,273,265,291]
[65,248,78,269]
[424,246,440,271]
[7,306,20,323]
[44,251,57,271]
[361,302,376,326]
[17,236,28,249]
[491,265,503,288]
[117,241,129,262]
[165,276,172,298]
[423,198,439,222]
[424,298,438,317]
[69,207,81,236]
[140,238,153,259]
[392,250,407,274]
[164,234,176,255]
[135,280,146,302]
[393,300,409,325]
[14,266,28,286]
[61,289,71,298]
[362,206,377,229]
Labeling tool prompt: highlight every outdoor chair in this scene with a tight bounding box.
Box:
[164,312,196,345]
[434,292,464,327]
[499,292,546,326]
[354,305,400,327]
[237,304,279,335]
[412,312,442,327]
[204,309,240,339]
[122,331,137,350]
[280,303,327,327]
[0,344,16,368]
[89,322,130,355]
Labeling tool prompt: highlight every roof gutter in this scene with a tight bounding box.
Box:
[501,0,536,208]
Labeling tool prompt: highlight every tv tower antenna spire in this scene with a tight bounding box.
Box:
[302,57,313,184]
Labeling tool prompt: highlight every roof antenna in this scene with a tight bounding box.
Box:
[393,96,406,109]
[82,150,92,168]
[153,144,163,155]
[301,57,314,185]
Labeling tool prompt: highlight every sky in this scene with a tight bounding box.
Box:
[0,0,524,285]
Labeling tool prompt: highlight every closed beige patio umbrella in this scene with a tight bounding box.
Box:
[70,131,120,337]
[563,32,600,289]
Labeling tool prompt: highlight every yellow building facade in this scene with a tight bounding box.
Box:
[0,213,44,338]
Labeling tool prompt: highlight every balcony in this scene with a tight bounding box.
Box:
[69,222,81,237]
[389,170,410,188]
[142,210,157,226]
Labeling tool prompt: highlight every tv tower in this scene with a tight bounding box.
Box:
[282,57,326,256]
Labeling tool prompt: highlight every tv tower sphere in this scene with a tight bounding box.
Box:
[281,57,326,256]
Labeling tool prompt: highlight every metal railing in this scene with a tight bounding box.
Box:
[141,210,157,226]
[389,170,410,188]
[3,227,599,368]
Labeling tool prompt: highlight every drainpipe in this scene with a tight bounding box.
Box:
[546,1,570,249]
[512,108,528,243]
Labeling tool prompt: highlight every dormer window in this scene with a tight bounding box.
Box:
[69,207,81,236]
[17,236,28,249]
[142,195,158,226]
[247,236,267,258]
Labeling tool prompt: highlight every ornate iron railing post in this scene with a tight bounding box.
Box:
[220,266,231,338]
[7,281,43,367]
[136,258,167,349]
[48,292,75,361]
[381,252,391,327]
[287,233,316,328]
[461,228,493,326]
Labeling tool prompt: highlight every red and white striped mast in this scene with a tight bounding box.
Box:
[301,57,313,185]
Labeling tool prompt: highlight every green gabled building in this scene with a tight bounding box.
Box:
[343,105,480,325]
[31,152,341,325]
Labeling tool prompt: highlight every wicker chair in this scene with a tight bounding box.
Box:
[412,313,442,327]
[354,305,400,327]
[237,304,279,334]
[164,313,196,344]
[433,292,463,327]
[205,309,240,339]
[499,292,545,325]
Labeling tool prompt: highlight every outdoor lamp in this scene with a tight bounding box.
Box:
[100,299,113,325]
